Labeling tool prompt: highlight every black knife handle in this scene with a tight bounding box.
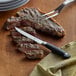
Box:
[43,43,71,59]
[55,4,65,13]
[54,0,75,13]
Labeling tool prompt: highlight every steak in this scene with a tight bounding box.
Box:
[19,48,44,59]
[4,8,65,38]
[13,36,35,44]
[17,8,65,38]
[4,16,21,30]
[11,27,45,59]
[24,50,44,59]
[11,27,37,37]
[3,8,65,59]
[18,43,44,59]
[11,27,36,44]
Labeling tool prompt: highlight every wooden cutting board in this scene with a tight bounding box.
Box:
[0,0,76,76]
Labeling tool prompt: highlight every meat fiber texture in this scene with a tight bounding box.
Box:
[4,8,65,38]
[10,26,47,59]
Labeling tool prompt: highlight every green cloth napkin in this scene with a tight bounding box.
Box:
[30,41,76,76]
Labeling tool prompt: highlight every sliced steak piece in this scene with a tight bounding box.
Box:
[11,27,36,44]
[11,26,37,38]
[25,50,44,59]
[11,29,22,38]
[13,36,35,44]
[17,8,42,18]
[18,43,44,59]
[4,16,21,30]
[18,43,41,50]
[21,26,37,36]
[17,8,65,37]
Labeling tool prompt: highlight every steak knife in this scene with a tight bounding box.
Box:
[15,27,71,59]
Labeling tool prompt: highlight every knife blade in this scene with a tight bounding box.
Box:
[15,27,71,59]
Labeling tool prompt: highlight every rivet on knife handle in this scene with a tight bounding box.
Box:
[42,42,71,59]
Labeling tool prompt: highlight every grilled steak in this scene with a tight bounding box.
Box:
[13,36,35,44]
[4,8,65,38]
[25,49,44,59]
[3,7,65,59]
[4,16,21,30]
[19,48,44,59]
[18,43,40,50]
[11,27,36,43]
[11,27,45,59]
[18,43,44,59]
[17,8,65,37]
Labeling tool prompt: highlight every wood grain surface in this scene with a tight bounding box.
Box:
[0,0,76,76]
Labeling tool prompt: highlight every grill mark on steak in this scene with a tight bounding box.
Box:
[17,8,65,37]
[21,27,37,36]
[4,16,21,30]
[17,43,40,50]
[25,50,44,59]
[18,47,44,59]
[17,8,41,18]
[3,8,65,59]
[11,27,37,37]
[11,27,36,44]
[17,42,45,59]
[4,8,65,38]
[13,36,35,44]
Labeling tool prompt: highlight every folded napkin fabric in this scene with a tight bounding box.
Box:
[30,41,76,76]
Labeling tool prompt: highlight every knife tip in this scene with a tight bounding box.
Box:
[15,27,19,31]
[15,27,17,29]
